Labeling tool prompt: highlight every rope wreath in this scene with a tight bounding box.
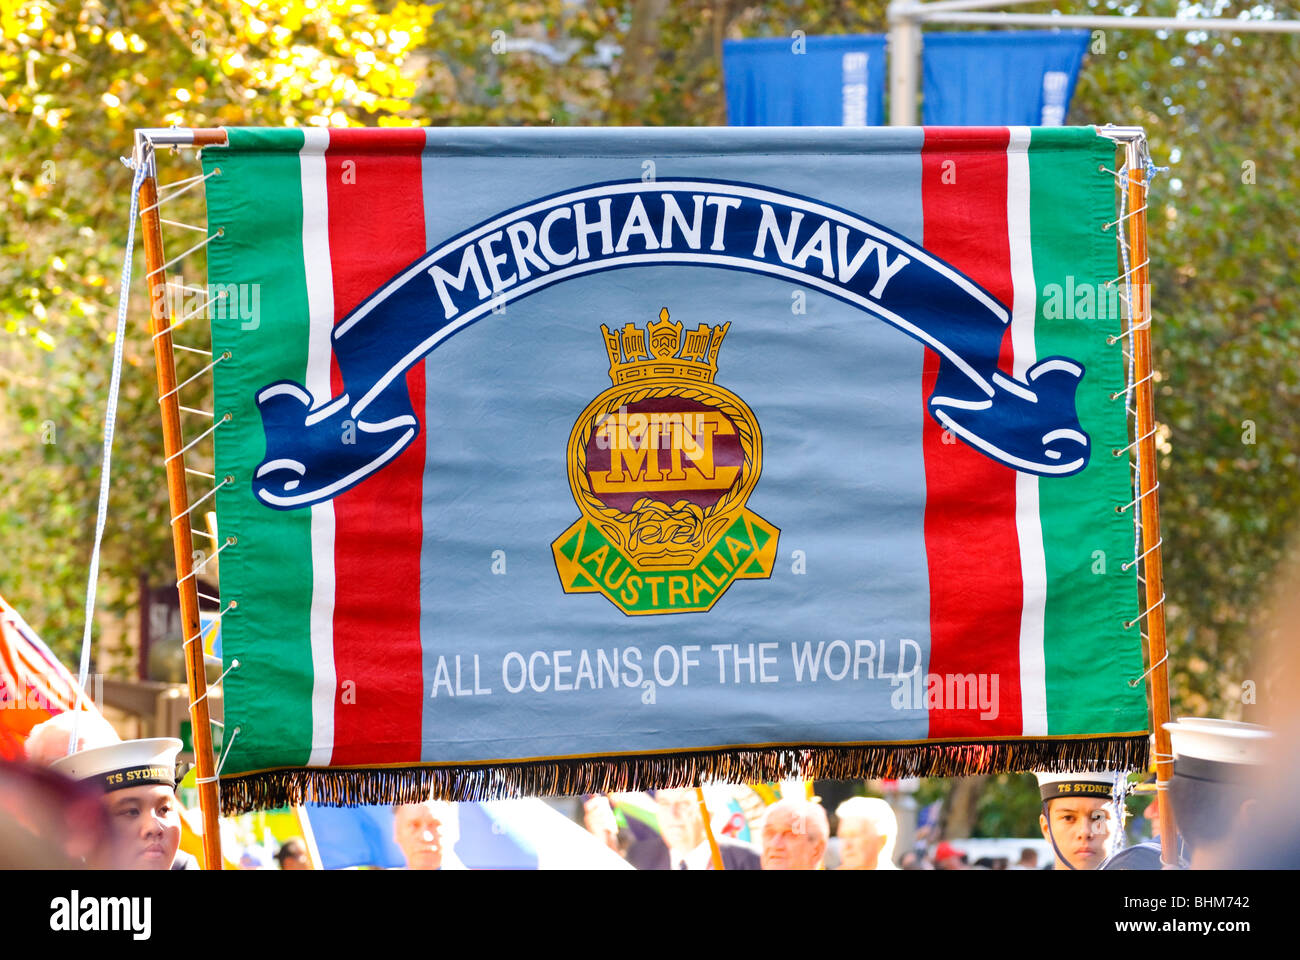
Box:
[571,383,759,553]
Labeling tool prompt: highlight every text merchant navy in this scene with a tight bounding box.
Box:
[426,185,913,320]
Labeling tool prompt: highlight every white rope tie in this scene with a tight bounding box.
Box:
[173,343,211,356]
[139,168,220,215]
[178,538,235,584]
[180,405,214,418]
[1103,204,1147,231]
[163,412,230,464]
[1117,481,1160,514]
[170,476,233,525]
[191,658,239,709]
[196,725,240,784]
[155,170,215,196]
[181,602,237,648]
[159,218,208,233]
[1113,426,1158,458]
[158,352,228,404]
[1111,371,1154,400]
[185,467,215,480]
[197,591,221,605]
[151,290,226,341]
[1106,258,1150,287]
[1106,321,1151,345]
[146,228,221,280]
[1124,593,1165,630]
[1122,537,1163,572]
[72,150,148,756]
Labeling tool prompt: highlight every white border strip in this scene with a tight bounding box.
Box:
[300,128,338,766]
[1007,127,1048,737]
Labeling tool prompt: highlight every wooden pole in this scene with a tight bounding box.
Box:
[1124,140,1177,866]
[695,787,725,870]
[137,142,224,870]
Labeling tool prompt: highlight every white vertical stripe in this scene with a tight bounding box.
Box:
[1007,127,1048,737]
[300,128,337,766]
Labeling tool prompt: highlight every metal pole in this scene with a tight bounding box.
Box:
[1123,138,1177,867]
[135,138,224,870]
[919,11,1300,33]
[887,2,922,125]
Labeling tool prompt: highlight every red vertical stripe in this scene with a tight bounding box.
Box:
[920,128,1022,738]
[324,128,428,765]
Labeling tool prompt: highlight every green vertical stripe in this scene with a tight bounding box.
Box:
[1029,127,1148,736]
[203,128,315,772]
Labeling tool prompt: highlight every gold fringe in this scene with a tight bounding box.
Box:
[218,736,1149,815]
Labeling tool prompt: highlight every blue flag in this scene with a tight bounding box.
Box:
[723,35,886,126]
[922,31,1090,126]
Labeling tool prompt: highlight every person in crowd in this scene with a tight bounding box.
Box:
[1163,717,1270,869]
[899,849,927,869]
[1035,770,1119,871]
[582,794,622,854]
[932,841,966,870]
[275,837,311,870]
[652,787,760,869]
[834,796,899,870]
[1011,847,1039,870]
[48,737,190,869]
[760,796,828,870]
[392,797,461,870]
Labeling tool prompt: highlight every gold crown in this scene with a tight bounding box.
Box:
[600,308,730,386]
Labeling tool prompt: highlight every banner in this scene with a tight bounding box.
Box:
[922,31,1091,126]
[723,35,886,126]
[202,127,1148,813]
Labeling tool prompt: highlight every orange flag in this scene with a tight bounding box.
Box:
[0,595,102,760]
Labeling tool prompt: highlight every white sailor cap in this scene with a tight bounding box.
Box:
[48,737,182,794]
[1035,770,1119,802]
[1163,717,1271,783]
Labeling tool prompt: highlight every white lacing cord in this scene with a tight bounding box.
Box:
[1128,651,1169,688]
[196,725,241,785]
[1124,593,1166,630]
[71,151,149,756]
[191,658,239,710]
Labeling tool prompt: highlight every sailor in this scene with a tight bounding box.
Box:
[48,737,192,870]
[1163,716,1271,869]
[1035,770,1121,870]
[1099,773,1186,870]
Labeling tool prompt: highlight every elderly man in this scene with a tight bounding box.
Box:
[834,796,899,870]
[760,797,829,870]
[652,787,760,869]
[49,737,187,870]
[1036,770,1119,870]
[392,798,460,870]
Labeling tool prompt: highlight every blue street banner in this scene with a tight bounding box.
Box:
[723,35,887,126]
[922,31,1091,126]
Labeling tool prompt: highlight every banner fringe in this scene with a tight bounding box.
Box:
[218,735,1149,815]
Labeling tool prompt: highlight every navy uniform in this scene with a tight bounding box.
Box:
[49,737,190,870]
[1162,716,1270,869]
[1035,770,1121,871]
